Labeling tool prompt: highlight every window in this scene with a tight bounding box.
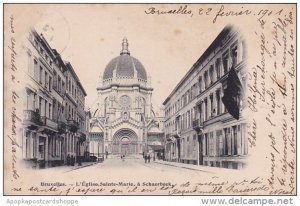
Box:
[72,84,74,96]
[66,76,68,90]
[198,77,203,93]
[216,90,221,115]
[222,52,229,73]
[40,47,44,55]
[224,128,231,155]
[193,135,197,151]
[39,66,43,83]
[38,97,42,114]
[204,71,208,89]
[209,65,214,84]
[187,111,190,128]
[33,93,36,110]
[53,72,57,90]
[204,98,208,121]
[44,100,47,117]
[210,94,214,118]
[33,59,38,77]
[231,44,238,68]
[44,71,48,89]
[216,58,221,79]
[49,76,52,92]
[58,76,61,92]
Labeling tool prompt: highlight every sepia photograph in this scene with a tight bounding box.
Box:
[3,3,296,197]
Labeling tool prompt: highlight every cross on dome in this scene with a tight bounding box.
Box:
[120,37,130,55]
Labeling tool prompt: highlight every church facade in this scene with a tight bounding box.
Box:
[90,38,163,156]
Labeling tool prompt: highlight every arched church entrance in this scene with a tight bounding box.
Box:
[112,129,138,155]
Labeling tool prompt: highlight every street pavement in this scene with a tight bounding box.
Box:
[34,155,241,184]
[59,155,218,183]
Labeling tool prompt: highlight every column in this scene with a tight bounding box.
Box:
[231,127,234,156]
[45,136,49,161]
[28,132,32,158]
[237,125,242,155]
[36,134,39,159]
[243,124,248,155]
[227,129,232,156]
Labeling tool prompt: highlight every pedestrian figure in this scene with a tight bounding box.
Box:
[147,154,150,163]
[71,155,75,166]
[144,155,147,163]
[106,151,108,159]
[66,154,70,166]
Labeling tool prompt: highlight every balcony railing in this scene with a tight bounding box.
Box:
[23,110,41,126]
[40,116,58,130]
[192,119,203,133]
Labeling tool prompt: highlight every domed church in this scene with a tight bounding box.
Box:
[89,38,164,156]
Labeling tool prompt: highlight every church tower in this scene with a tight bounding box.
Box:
[92,38,154,155]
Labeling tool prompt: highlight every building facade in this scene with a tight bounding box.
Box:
[163,26,248,169]
[22,29,88,168]
[90,38,163,157]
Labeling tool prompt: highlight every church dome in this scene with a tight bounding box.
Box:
[103,38,147,81]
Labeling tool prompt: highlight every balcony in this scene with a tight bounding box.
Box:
[23,110,41,130]
[58,121,67,134]
[165,134,173,141]
[40,116,58,131]
[67,119,79,133]
[192,119,203,133]
[78,131,87,142]
[172,129,180,139]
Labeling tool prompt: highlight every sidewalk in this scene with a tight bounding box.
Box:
[41,161,99,173]
[153,160,240,174]
[64,161,100,173]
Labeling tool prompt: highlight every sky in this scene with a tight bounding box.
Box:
[10,4,236,111]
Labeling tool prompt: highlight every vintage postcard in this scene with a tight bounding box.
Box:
[3,4,296,196]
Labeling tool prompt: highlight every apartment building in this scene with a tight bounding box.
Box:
[22,29,88,168]
[163,26,248,169]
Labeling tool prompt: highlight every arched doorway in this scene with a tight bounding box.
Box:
[120,137,130,155]
[112,129,138,155]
